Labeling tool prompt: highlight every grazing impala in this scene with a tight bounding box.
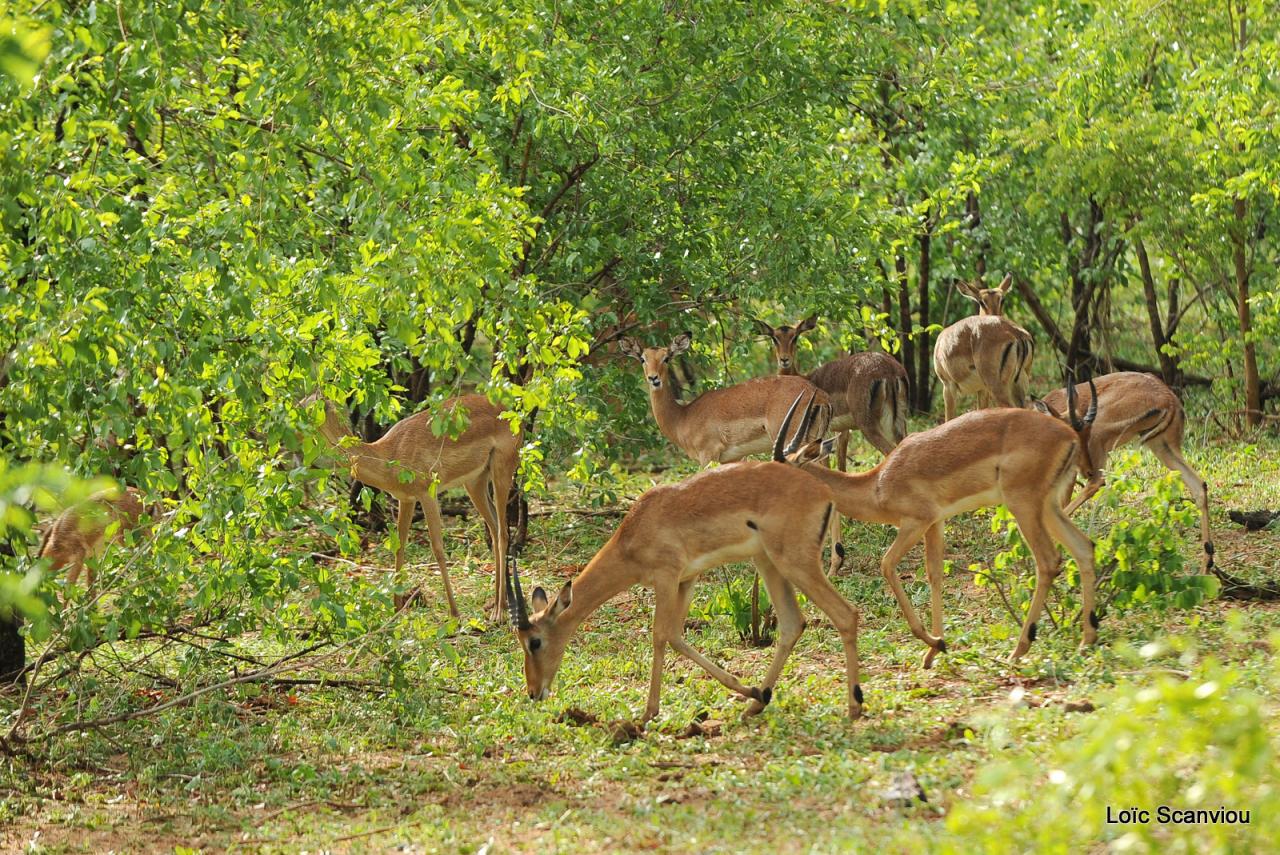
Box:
[934,274,1035,421]
[39,485,145,590]
[789,384,1098,664]
[618,332,832,465]
[753,316,908,461]
[1034,371,1214,570]
[301,392,519,622]
[505,411,870,721]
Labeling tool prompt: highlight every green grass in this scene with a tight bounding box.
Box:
[3,426,1278,853]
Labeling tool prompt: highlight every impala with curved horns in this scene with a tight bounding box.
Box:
[1033,371,1213,571]
[789,377,1098,664]
[503,397,870,721]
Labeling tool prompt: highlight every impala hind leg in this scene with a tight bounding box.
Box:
[742,559,804,717]
[771,545,864,719]
[464,479,502,622]
[879,522,947,657]
[489,450,518,624]
[419,493,460,619]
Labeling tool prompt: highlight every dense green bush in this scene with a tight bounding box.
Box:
[943,632,1280,853]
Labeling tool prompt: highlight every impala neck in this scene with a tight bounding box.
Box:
[803,464,898,525]
[648,380,688,442]
[554,539,645,638]
[313,402,392,485]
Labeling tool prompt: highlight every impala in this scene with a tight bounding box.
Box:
[792,383,1098,664]
[754,315,908,460]
[302,392,520,621]
[39,485,145,590]
[1034,371,1213,570]
[933,274,1035,421]
[505,409,870,721]
[619,331,833,640]
[618,332,831,465]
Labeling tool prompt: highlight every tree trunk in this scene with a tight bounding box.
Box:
[1234,195,1261,426]
[0,540,23,688]
[1134,237,1179,385]
[894,250,915,404]
[914,227,933,412]
[966,191,987,280]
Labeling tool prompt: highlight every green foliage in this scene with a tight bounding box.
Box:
[974,452,1217,636]
[0,9,50,87]
[1091,454,1219,611]
[944,633,1280,854]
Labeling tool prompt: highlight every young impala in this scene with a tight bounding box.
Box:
[753,316,908,460]
[301,392,520,622]
[618,332,831,465]
[754,315,910,572]
[505,404,871,722]
[933,274,1035,421]
[39,485,146,591]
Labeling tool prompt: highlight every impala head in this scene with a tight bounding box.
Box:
[957,273,1013,316]
[753,315,817,375]
[619,332,692,390]
[298,391,351,446]
[506,559,574,701]
[1031,372,1100,477]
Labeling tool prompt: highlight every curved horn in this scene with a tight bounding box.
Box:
[1066,368,1083,432]
[786,390,821,456]
[507,558,531,630]
[773,392,806,462]
[1083,376,1098,427]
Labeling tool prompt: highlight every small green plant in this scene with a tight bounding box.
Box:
[694,571,771,642]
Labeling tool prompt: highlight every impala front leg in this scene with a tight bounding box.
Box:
[420,493,460,619]
[922,522,946,668]
[393,496,417,610]
[665,581,766,709]
[644,580,683,722]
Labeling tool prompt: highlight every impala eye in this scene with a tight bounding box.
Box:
[528,638,542,652]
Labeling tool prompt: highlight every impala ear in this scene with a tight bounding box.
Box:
[548,580,573,618]
[997,273,1013,294]
[956,280,980,301]
[1030,398,1058,418]
[531,586,549,611]
[796,315,818,333]
[753,319,776,339]
[618,337,644,361]
[668,331,692,356]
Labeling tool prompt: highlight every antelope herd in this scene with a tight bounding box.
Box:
[37,277,1219,724]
